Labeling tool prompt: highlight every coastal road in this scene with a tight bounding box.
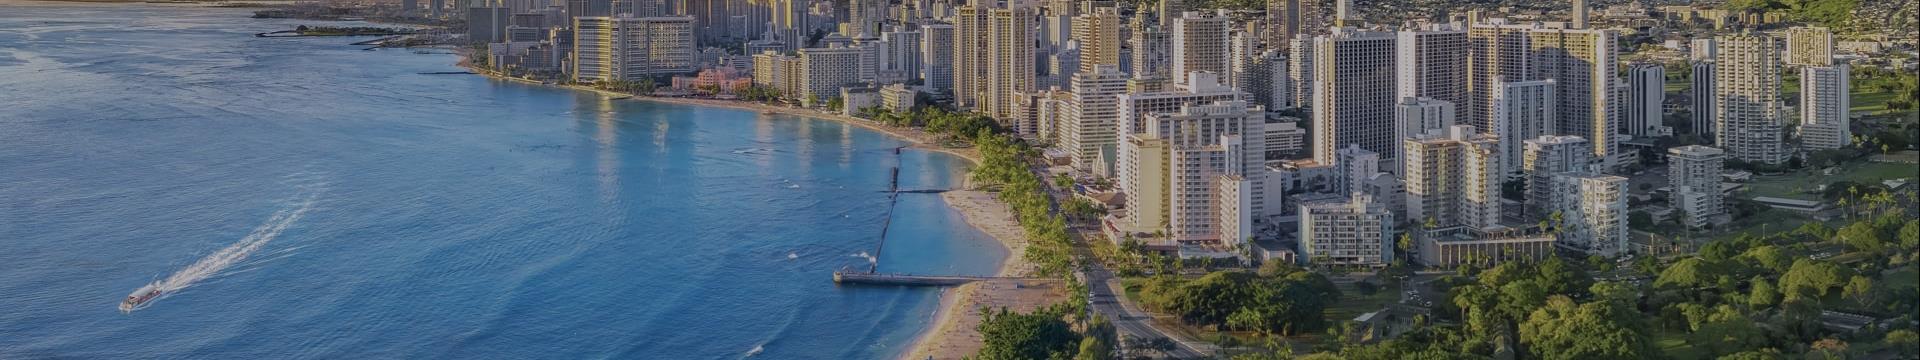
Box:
[1085,267,1213,358]
[1031,164,1211,358]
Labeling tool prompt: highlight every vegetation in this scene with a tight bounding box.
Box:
[1127,263,1341,336]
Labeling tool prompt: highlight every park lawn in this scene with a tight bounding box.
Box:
[1709,209,1813,244]
[1323,281,1404,323]
[1743,161,1918,200]
[1853,90,1898,113]
[1655,330,1708,359]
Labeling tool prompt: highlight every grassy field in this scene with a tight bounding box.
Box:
[1323,281,1403,322]
[1655,330,1708,359]
[1742,161,1917,200]
[1708,209,1813,244]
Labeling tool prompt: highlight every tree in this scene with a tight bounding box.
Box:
[1884,330,1920,356]
[975,307,1082,360]
[1655,257,1720,289]
[1517,296,1658,360]
[1778,259,1850,301]
[1740,245,1793,273]
[1899,220,1919,249]
[1748,276,1779,307]
[1842,275,1874,308]
[1073,315,1117,360]
[1837,221,1888,252]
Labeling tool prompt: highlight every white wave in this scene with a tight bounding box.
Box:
[744,344,765,357]
[121,192,319,312]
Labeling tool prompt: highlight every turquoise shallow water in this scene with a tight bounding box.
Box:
[0,4,1004,358]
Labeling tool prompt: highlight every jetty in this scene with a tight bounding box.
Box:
[833,270,1043,287]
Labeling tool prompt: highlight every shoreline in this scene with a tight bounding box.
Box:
[465,68,1051,359]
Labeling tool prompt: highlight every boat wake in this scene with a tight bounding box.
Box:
[120,190,320,313]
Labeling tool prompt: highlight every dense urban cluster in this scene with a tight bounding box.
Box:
[357,0,1919,356]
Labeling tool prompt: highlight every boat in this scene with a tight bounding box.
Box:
[120,286,161,313]
[609,95,633,100]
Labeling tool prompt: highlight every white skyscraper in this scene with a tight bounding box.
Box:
[1403,125,1504,231]
[1171,10,1231,86]
[986,7,1038,121]
[1625,63,1665,136]
[1785,26,1834,66]
[1395,23,1468,114]
[1690,61,1715,138]
[572,16,698,83]
[920,23,955,93]
[1467,19,1619,169]
[1522,135,1591,213]
[1800,64,1851,150]
[1668,145,1725,228]
[1397,97,1457,144]
[1712,32,1788,164]
[1492,79,1556,178]
[1311,27,1398,168]
[1118,101,1267,241]
[1064,65,1131,172]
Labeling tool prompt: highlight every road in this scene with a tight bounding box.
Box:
[1032,164,1213,358]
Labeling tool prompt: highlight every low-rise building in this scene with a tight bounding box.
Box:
[1550,172,1630,257]
[1417,226,1556,267]
[1297,193,1394,267]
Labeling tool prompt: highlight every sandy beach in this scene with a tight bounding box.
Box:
[468,70,1059,359]
[894,186,1065,360]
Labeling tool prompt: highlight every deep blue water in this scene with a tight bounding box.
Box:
[0,4,1003,358]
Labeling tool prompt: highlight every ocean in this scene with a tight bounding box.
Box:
[0,3,1004,358]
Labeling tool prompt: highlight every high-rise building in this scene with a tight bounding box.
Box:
[1800,64,1851,150]
[1064,65,1130,172]
[1466,19,1619,169]
[1668,145,1725,228]
[1171,10,1231,86]
[1310,27,1397,168]
[1115,72,1244,136]
[798,45,865,106]
[1548,172,1628,257]
[879,29,923,84]
[751,50,801,96]
[572,16,698,83]
[1403,125,1503,231]
[920,23,955,94]
[1395,23,1468,113]
[1493,79,1556,176]
[1072,7,1124,73]
[986,7,1038,121]
[1690,61,1715,138]
[1288,35,1314,110]
[468,4,513,43]
[1522,135,1590,213]
[952,6,989,110]
[1334,145,1380,195]
[1712,32,1788,164]
[1239,50,1292,110]
[1129,20,1172,78]
[1571,0,1589,28]
[1625,63,1665,136]
[1785,26,1834,66]
[1397,97,1456,144]
[1264,0,1322,46]
[1298,192,1394,266]
[1131,102,1266,243]
[1689,38,1715,62]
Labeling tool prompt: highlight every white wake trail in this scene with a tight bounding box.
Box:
[123,194,317,312]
